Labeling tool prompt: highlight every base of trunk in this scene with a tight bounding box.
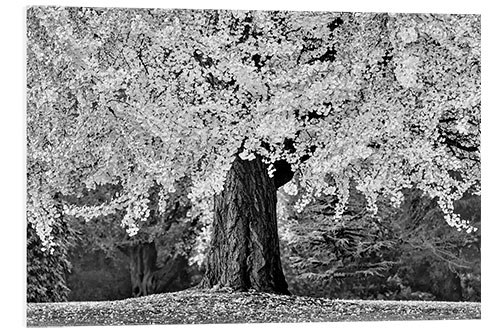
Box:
[127,242,157,297]
[200,155,289,294]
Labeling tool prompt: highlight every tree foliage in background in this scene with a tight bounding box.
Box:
[27,7,480,293]
[279,188,480,301]
[63,182,191,259]
[63,181,200,297]
[27,199,76,302]
[393,191,480,301]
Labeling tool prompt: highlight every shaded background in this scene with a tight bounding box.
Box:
[27,187,480,303]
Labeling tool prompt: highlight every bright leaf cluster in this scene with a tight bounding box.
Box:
[27,7,480,247]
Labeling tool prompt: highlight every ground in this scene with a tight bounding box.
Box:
[26,288,480,326]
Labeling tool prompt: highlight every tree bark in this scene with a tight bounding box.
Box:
[200,155,290,294]
[127,242,158,297]
[125,242,192,297]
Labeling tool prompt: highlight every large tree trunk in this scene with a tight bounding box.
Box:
[200,155,289,294]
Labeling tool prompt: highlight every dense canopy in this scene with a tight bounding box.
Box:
[27,7,480,249]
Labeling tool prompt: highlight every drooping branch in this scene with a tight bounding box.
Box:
[442,137,479,153]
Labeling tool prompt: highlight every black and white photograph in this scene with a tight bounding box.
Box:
[8,0,495,330]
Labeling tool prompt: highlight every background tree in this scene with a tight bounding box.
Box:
[278,186,480,301]
[64,181,199,297]
[27,7,480,294]
[27,194,76,302]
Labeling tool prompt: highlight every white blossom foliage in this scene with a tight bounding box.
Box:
[27,8,480,247]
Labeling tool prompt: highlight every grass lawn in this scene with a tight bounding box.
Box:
[26,288,481,327]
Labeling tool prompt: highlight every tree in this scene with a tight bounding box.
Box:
[27,7,480,294]
[278,186,480,301]
[63,181,198,297]
[27,198,76,302]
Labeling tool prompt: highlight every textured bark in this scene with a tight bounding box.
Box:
[125,242,192,297]
[127,242,158,297]
[120,203,198,297]
[201,155,289,294]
